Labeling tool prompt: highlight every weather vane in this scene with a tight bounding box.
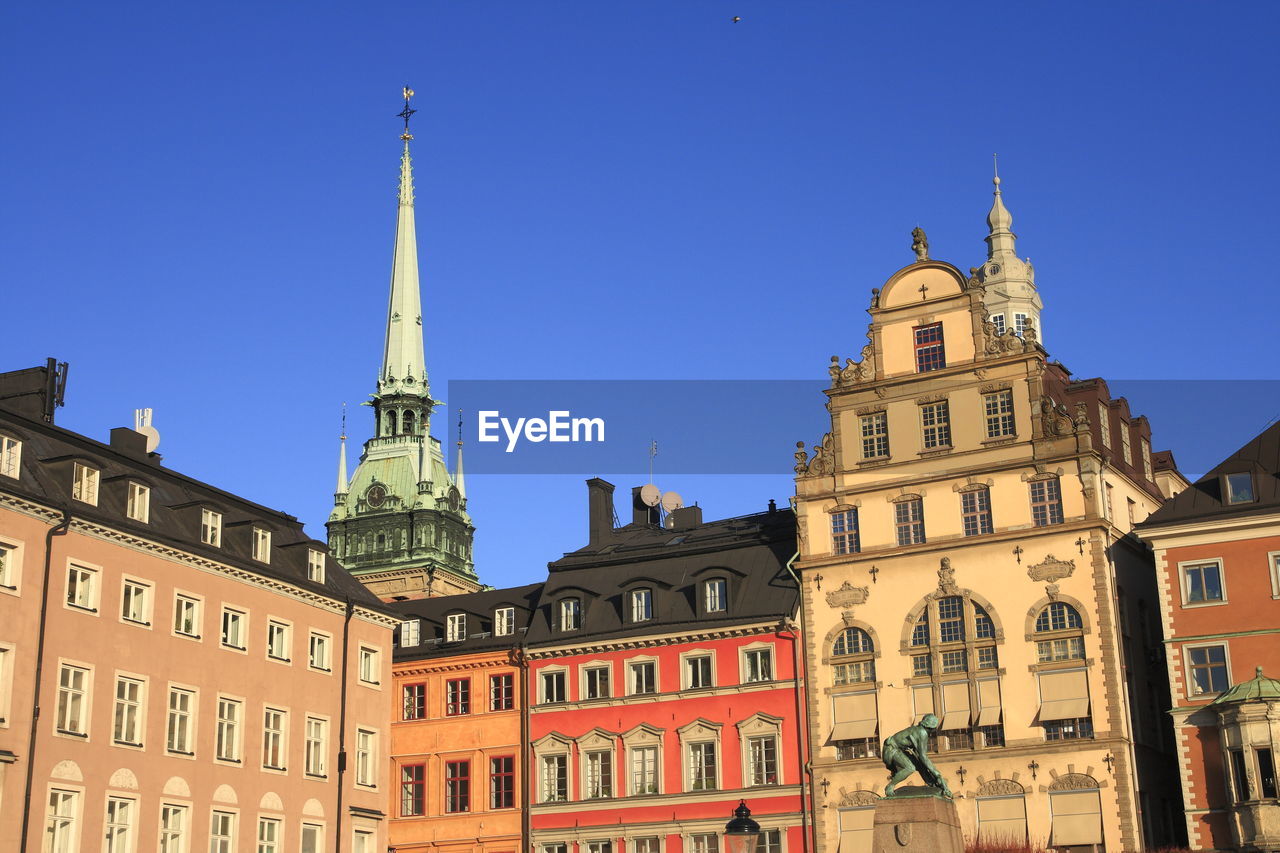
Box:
[398,86,417,140]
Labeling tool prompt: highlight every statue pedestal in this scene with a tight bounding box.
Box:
[871,788,964,853]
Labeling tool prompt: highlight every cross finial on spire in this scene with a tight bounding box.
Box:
[398,86,417,141]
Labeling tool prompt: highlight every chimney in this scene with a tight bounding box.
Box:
[110,427,149,458]
[586,478,615,546]
[632,486,660,526]
[669,505,703,530]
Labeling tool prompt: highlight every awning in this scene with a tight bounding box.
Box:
[1050,790,1103,846]
[912,685,935,723]
[1038,669,1090,721]
[977,796,1027,843]
[976,679,1002,727]
[830,692,878,742]
[940,681,971,731]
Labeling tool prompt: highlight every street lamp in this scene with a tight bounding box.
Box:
[724,800,762,853]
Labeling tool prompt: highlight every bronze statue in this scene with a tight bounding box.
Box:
[882,714,952,797]
[911,227,929,262]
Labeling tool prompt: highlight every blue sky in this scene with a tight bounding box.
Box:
[3,1,1278,589]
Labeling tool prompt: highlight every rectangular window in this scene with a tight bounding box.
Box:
[56,666,88,732]
[978,724,1005,748]
[914,322,946,372]
[308,632,331,671]
[912,655,932,677]
[446,678,471,715]
[47,788,78,853]
[306,549,325,583]
[585,666,611,699]
[559,598,581,631]
[305,716,327,777]
[72,462,99,505]
[0,435,20,479]
[860,412,889,459]
[1097,404,1111,448]
[355,729,376,786]
[174,594,200,638]
[201,509,222,547]
[1141,438,1153,480]
[977,646,999,669]
[0,541,16,589]
[834,659,875,685]
[402,684,425,720]
[1043,717,1094,741]
[1013,313,1029,337]
[398,619,420,647]
[66,563,97,611]
[748,735,778,785]
[690,835,719,853]
[588,843,612,853]
[585,749,613,798]
[990,313,1006,334]
[210,811,236,853]
[1030,478,1064,526]
[1120,423,1133,466]
[126,482,150,522]
[400,763,425,816]
[257,817,281,853]
[1184,560,1226,605]
[745,648,773,683]
[300,824,322,853]
[938,596,965,643]
[1257,747,1278,800]
[629,588,653,622]
[358,647,379,684]
[831,509,860,555]
[541,754,568,802]
[631,746,659,794]
[836,738,880,760]
[961,488,993,536]
[121,579,151,625]
[252,527,271,562]
[262,707,286,769]
[352,831,374,853]
[920,401,951,448]
[631,661,657,695]
[633,840,661,853]
[689,742,717,790]
[105,796,135,853]
[216,697,242,761]
[166,687,194,754]
[267,620,290,661]
[159,804,187,853]
[894,499,925,546]
[113,676,143,745]
[221,607,246,650]
[1229,749,1251,801]
[1225,472,1255,504]
[490,755,515,808]
[541,670,566,704]
[494,606,515,636]
[940,649,967,673]
[1188,645,1230,695]
[983,390,1016,438]
[704,578,727,612]
[446,612,466,642]
[490,673,514,711]
[686,655,714,689]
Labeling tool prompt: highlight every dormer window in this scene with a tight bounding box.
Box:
[306,549,325,584]
[1224,472,1255,505]
[400,619,421,647]
[629,589,653,622]
[703,579,727,613]
[559,598,581,631]
[913,323,946,373]
[72,462,99,505]
[252,528,271,563]
[126,482,150,523]
[446,613,466,642]
[201,510,222,547]
[0,435,21,479]
[494,606,515,636]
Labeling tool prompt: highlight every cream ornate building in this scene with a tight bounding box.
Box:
[794,181,1185,852]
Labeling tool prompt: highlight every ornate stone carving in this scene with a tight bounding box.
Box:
[981,318,1025,357]
[1027,554,1075,584]
[976,778,1025,797]
[829,343,876,388]
[1040,398,1074,437]
[937,557,959,595]
[794,441,810,475]
[839,789,881,807]
[801,433,835,476]
[911,227,929,261]
[826,581,870,609]
[1048,773,1100,791]
[895,824,913,846]
[1045,583,1060,601]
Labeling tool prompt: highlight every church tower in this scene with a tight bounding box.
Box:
[326,89,479,601]
[974,161,1044,343]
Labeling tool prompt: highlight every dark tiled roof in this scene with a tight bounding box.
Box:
[389,583,543,660]
[0,402,388,613]
[1139,420,1280,529]
[526,508,798,647]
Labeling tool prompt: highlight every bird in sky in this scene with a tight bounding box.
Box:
[731,16,741,23]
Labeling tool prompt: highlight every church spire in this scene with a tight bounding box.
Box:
[454,408,466,501]
[985,154,1016,260]
[378,86,427,398]
[976,157,1044,343]
[334,405,349,504]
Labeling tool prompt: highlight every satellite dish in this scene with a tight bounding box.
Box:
[661,491,684,513]
[640,483,662,507]
[134,408,160,453]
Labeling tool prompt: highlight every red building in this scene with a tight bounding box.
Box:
[525,480,808,853]
[1137,423,1280,851]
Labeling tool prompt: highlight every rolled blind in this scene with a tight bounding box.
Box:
[940,681,971,731]
[977,796,1027,843]
[1050,789,1103,846]
[1038,669,1090,721]
[830,691,878,741]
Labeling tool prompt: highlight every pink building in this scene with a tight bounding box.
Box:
[0,362,396,852]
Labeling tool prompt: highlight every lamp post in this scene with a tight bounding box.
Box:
[724,800,762,853]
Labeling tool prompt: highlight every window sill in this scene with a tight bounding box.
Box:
[309,666,332,674]
[0,583,17,592]
[176,632,201,641]
[215,757,242,765]
[305,773,329,781]
[268,655,292,663]
[1181,600,1229,609]
[122,618,151,627]
[857,457,892,468]
[67,603,98,614]
[980,436,1018,446]
[112,740,144,748]
[56,729,88,738]
[918,446,953,458]
[263,764,287,772]
[222,644,247,652]
[166,749,195,757]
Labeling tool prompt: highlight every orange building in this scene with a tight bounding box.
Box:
[1138,422,1280,851]
[387,585,541,853]
[0,362,396,853]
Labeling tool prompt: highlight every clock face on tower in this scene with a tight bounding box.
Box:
[366,485,387,508]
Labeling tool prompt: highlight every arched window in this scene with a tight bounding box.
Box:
[831,627,875,685]
[385,411,398,436]
[402,411,416,435]
[1034,602,1084,662]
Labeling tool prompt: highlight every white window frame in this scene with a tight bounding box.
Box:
[200,509,222,547]
[166,684,196,756]
[305,715,328,778]
[172,592,201,639]
[112,674,146,747]
[629,588,653,622]
[539,667,568,704]
[686,740,719,791]
[539,750,570,803]
[703,578,727,613]
[299,822,324,853]
[209,810,237,853]
[1269,551,1280,599]
[46,787,82,853]
[742,644,774,684]
[0,434,21,479]
[120,577,153,627]
[559,597,581,631]
[307,548,326,583]
[989,313,1005,334]
[629,743,661,796]
[267,619,292,662]
[215,695,244,763]
[257,816,282,853]
[0,643,15,727]
[262,706,288,771]
[399,619,420,647]
[72,462,99,505]
[682,651,716,690]
[582,664,612,701]
[583,747,614,799]
[446,612,466,642]
[158,802,189,853]
[355,728,378,788]
[309,631,333,673]
[0,535,23,593]
[745,732,781,787]
[494,606,515,636]
[352,829,375,853]
[55,661,92,737]
[126,481,150,523]
[357,646,380,685]
[1179,558,1228,607]
[220,606,247,651]
[1183,641,1232,698]
[627,657,659,696]
[252,527,271,563]
[104,794,137,853]
[65,561,100,613]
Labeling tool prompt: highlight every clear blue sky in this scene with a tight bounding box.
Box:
[3,1,1278,589]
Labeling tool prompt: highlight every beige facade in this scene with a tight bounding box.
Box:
[0,372,395,852]
[794,242,1181,850]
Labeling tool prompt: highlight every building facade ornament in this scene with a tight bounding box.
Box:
[825,581,871,609]
[1027,554,1076,584]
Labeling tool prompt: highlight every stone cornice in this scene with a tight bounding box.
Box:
[395,654,517,676]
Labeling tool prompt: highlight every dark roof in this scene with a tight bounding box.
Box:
[390,583,543,660]
[1139,420,1280,529]
[0,385,388,613]
[526,507,798,647]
